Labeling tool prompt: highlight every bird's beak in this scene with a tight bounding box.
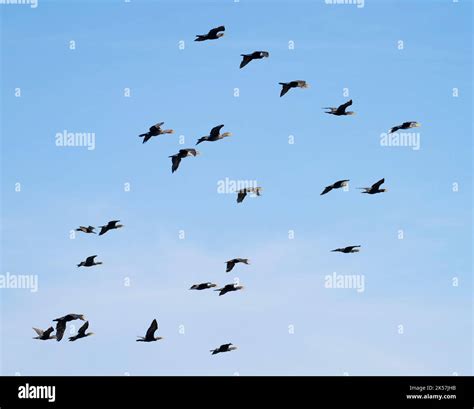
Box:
[415,123,421,127]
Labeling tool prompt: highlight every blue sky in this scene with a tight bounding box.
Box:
[0,0,472,375]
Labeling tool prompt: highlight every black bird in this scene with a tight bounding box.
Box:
[169,149,199,173]
[210,343,237,355]
[279,80,309,97]
[237,187,262,203]
[53,314,85,342]
[190,282,218,290]
[69,321,94,342]
[139,122,175,144]
[388,121,421,134]
[215,283,244,296]
[32,327,55,341]
[98,220,123,236]
[320,180,350,195]
[323,99,355,116]
[77,255,102,268]
[195,26,225,42]
[75,226,96,234]
[136,319,163,342]
[225,258,249,273]
[331,245,361,254]
[358,178,387,194]
[196,125,232,145]
[239,51,269,69]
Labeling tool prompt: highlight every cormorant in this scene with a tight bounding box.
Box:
[225,258,249,273]
[53,314,85,342]
[69,321,94,342]
[190,282,218,290]
[77,255,102,268]
[98,220,123,236]
[388,122,420,134]
[139,122,175,144]
[169,149,199,173]
[196,125,232,145]
[32,327,55,341]
[331,245,361,253]
[279,80,309,97]
[210,343,237,355]
[215,283,244,296]
[358,178,387,194]
[320,180,350,195]
[75,226,96,234]
[136,319,163,342]
[195,26,225,42]
[323,100,355,116]
[239,51,269,69]
[237,187,262,203]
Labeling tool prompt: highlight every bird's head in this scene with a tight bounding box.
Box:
[243,259,250,265]
[217,32,225,38]
[229,345,238,351]
[209,283,218,288]
[412,122,421,128]
[235,285,244,291]
[155,336,164,341]
[88,332,95,337]
[221,132,232,138]
[346,111,356,116]
[79,315,86,321]
[300,82,310,88]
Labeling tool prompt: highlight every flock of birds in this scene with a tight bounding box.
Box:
[32,25,421,358]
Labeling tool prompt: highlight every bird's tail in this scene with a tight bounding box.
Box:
[138,133,148,137]
[162,129,174,134]
[196,137,206,145]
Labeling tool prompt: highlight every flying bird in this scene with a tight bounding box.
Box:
[195,26,225,42]
[225,258,249,273]
[210,343,237,355]
[279,80,309,97]
[136,319,163,342]
[98,220,123,236]
[239,51,269,69]
[388,121,421,134]
[358,178,387,194]
[196,125,232,145]
[75,226,96,234]
[237,187,262,203]
[69,321,94,342]
[215,283,244,296]
[77,255,102,268]
[323,99,355,116]
[32,327,55,341]
[320,180,350,195]
[331,245,361,253]
[53,314,85,342]
[169,149,199,173]
[190,282,218,290]
[139,122,174,144]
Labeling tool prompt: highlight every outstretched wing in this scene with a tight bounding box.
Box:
[208,26,225,37]
[55,320,66,342]
[85,255,97,264]
[171,155,181,173]
[372,178,385,190]
[240,54,252,69]
[43,327,55,338]
[78,321,89,336]
[337,99,352,114]
[32,327,44,337]
[146,319,158,339]
[210,125,224,138]
[226,260,235,272]
[320,185,333,195]
[279,83,291,97]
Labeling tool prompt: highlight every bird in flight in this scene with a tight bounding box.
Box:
[136,319,163,342]
[77,255,102,268]
[196,125,232,145]
[237,187,262,203]
[331,245,361,254]
[279,80,309,97]
[358,178,387,194]
[239,51,269,69]
[388,121,421,134]
[225,258,250,273]
[323,99,355,116]
[169,149,199,173]
[190,282,218,290]
[53,314,85,342]
[75,226,96,234]
[320,180,350,195]
[98,220,123,236]
[69,321,94,342]
[210,343,237,355]
[139,122,175,144]
[32,327,55,341]
[215,283,244,296]
[195,26,225,42]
